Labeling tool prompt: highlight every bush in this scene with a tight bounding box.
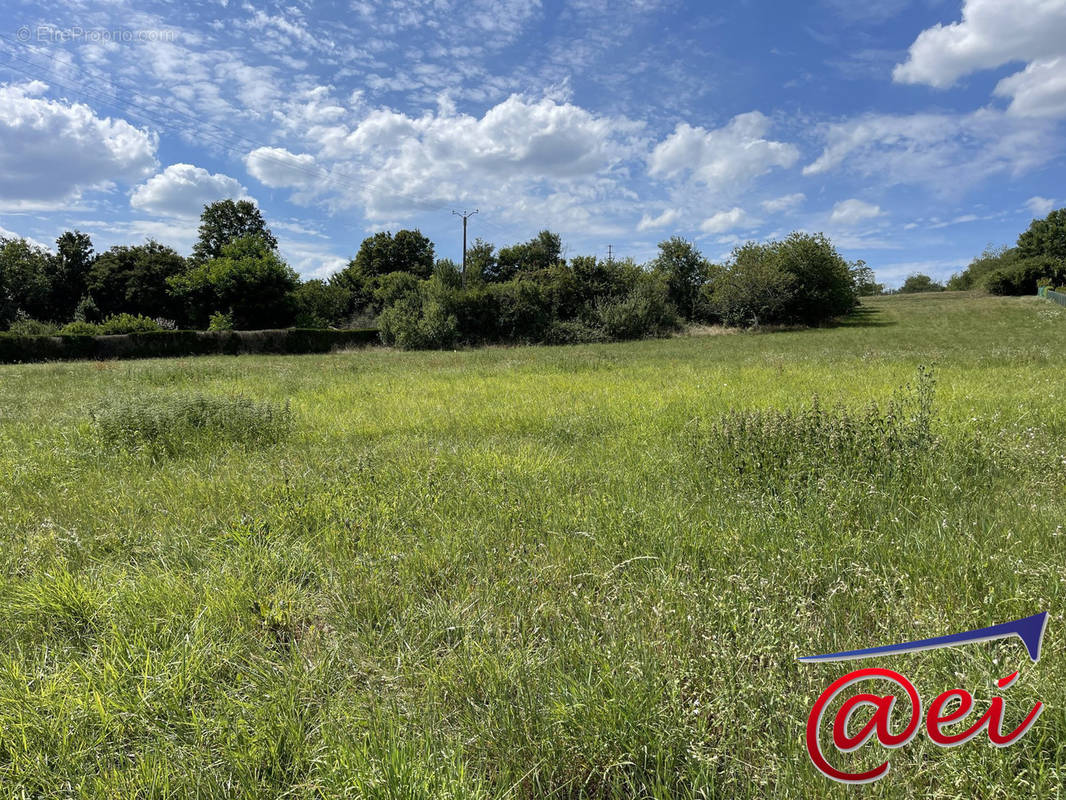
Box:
[59,320,102,336]
[209,311,235,331]
[899,273,946,294]
[91,393,293,457]
[711,243,795,327]
[0,328,379,364]
[984,256,1066,295]
[378,293,458,350]
[594,278,679,340]
[97,314,163,335]
[7,317,58,336]
[544,320,607,345]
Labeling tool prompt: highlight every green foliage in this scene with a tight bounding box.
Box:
[650,237,713,320]
[594,275,679,340]
[7,316,58,336]
[58,320,103,336]
[1017,207,1066,260]
[192,199,277,264]
[49,231,95,321]
[97,313,163,335]
[947,244,1018,291]
[87,241,186,320]
[292,280,351,328]
[711,241,796,326]
[171,236,299,329]
[850,259,883,296]
[73,294,101,323]
[492,230,563,281]
[343,229,435,282]
[899,273,946,293]
[0,236,54,326]
[378,290,459,350]
[91,393,293,457]
[209,311,235,331]
[985,256,1066,296]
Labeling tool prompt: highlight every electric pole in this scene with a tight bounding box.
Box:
[452,209,478,285]
[607,244,614,263]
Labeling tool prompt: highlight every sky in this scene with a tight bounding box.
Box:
[0,0,1064,287]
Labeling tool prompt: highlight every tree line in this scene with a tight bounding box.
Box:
[1,199,869,348]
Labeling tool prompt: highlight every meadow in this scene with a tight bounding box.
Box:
[0,291,1064,798]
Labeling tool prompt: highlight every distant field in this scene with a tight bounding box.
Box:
[0,292,1064,798]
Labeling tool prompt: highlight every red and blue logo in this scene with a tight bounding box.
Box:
[801,612,1047,784]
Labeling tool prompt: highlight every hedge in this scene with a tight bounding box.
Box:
[0,328,380,364]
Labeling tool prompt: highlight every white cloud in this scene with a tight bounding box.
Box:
[761,192,806,213]
[803,110,1058,191]
[994,58,1066,118]
[1026,196,1058,216]
[636,208,681,231]
[272,92,642,226]
[245,147,318,188]
[648,112,799,190]
[894,0,1066,117]
[700,207,753,234]
[830,198,884,225]
[130,164,250,218]
[0,81,157,211]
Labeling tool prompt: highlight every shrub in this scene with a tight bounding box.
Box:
[984,256,1066,295]
[91,393,294,457]
[59,320,101,336]
[7,317,58,336]
[594,278,679,340]
[544,320,607,345]
[712,244,795,327]
[208,311,234,331]
[97,313,163,335]
[378,293,458,350]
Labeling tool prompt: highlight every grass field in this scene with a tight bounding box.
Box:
[1,292,1064,798]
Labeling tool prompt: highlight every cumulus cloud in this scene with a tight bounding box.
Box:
[245,147,318,188]
[0,81,157,211]
[761,193,806,213]
[894,0,1066,117]
[830,198,884,225]
[636,208,681,231]
[268,92,641,224]
[130,164,250,218]
[648,112,799,190]
[700,207,753,234]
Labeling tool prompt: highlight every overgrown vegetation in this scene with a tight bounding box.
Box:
[0,293,1062,797]
[948,208,1066,293]
[91,392,293,456]
[2,200,866,352]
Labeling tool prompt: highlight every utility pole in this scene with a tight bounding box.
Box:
[452,209,478,285]
[607,244,614,263]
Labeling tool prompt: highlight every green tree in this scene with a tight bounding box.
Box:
[464,238,497,285]
[191,200,277,264]
[850,260,883,296]
[492,231,563,281]
[87,241,186,320]
[773,232,857,323]
[712,241,795,327]
[0,237,53,326]
[650,237,712,321]
[49,231,95,321]
[1017,208,1066,261]
[899,273,946,294]
[171,236,299,329]
[292,279,351,328]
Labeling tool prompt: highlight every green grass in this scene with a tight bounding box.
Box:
[0,291,1064,798]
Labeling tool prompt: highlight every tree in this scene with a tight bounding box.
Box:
[0,237,53,326]
[712,241,795,327]
[772,232,857,323]
[191,200,277,264]
[49,231,95,321]
[899,273,946,294]
[292,279,351,328]
[344,229,435,280]
[946,245,1019,291]
[650,237,712,320]
[88,241,186,320]
[850,260,883,296]
[492,231,563,281]
[170,235,298,329]
[1017,208,1066,261]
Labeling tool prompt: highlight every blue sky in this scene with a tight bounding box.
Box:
[0,0,1064,286]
